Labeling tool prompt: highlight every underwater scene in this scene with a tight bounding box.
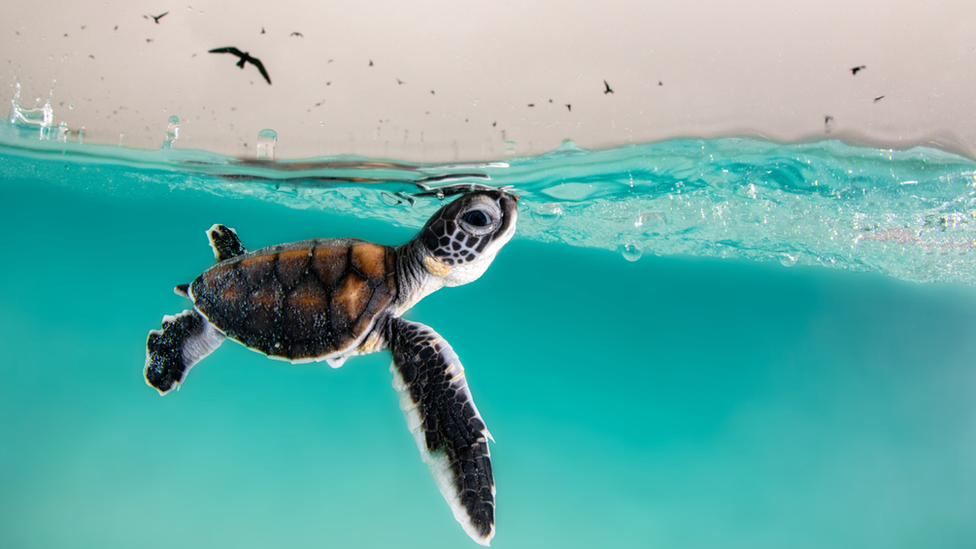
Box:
[2,117,976,548]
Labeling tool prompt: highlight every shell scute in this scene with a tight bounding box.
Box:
[284,281,330,342]
[276,248,311,288]
[332,271,372,330]
[239,255,275,286]
[244,281,284,336]
[351,242,388,280]
[311,246,348,288]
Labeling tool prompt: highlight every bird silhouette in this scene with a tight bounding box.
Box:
[144,12,168,24]
[851,65,866,75]
[603,80,614,94]
[209,47,271,85]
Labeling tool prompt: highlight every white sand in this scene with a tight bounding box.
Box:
[4,0,975,160]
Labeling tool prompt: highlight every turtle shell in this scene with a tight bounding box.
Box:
[189,238,397,361]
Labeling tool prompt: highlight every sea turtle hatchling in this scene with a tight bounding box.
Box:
[144,190,518,545]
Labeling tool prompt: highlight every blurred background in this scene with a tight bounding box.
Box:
[4,0,976,160]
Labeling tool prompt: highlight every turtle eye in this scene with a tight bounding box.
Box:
[462,209,491,227]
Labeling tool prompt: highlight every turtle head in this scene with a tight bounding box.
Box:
[417,190,518,287]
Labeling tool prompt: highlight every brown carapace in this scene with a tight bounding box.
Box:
[191,239,396,361]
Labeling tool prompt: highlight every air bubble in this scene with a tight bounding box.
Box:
[256,129,277,160]
[57,122,68,142]
[621,243,643,262]
[162,115,179,149]
[634,211,667,232]
[780,253,798,267]
[531,203,563,226]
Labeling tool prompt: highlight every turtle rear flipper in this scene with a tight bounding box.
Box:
[388,317,495,546]
[207,224,247,262]
[145,310,225,395]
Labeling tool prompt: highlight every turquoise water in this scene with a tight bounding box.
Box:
[2,120,976,548]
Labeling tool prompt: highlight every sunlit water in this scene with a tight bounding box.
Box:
[2,117,975,549]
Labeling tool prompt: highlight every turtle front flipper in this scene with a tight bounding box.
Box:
[206,224,247,262]
[387,317,495,546]
[145,309,225,395]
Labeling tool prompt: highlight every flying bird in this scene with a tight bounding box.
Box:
[603,80,614,94]
[209,47,272,85]
[851,65,866,75]
[144,12,168,24]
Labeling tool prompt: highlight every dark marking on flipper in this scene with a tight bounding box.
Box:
[207,224,247,262]
[145,309,225,395]
[174,284,190,297]
[388,317,495,545]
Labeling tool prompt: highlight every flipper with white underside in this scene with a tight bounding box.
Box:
[388,316,495,545]
[145,309,225,395]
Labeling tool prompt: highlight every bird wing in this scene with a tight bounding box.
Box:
[209,47,244,57]
[250,57,272,85]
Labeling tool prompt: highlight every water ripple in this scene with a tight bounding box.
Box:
[2,121,974,284]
